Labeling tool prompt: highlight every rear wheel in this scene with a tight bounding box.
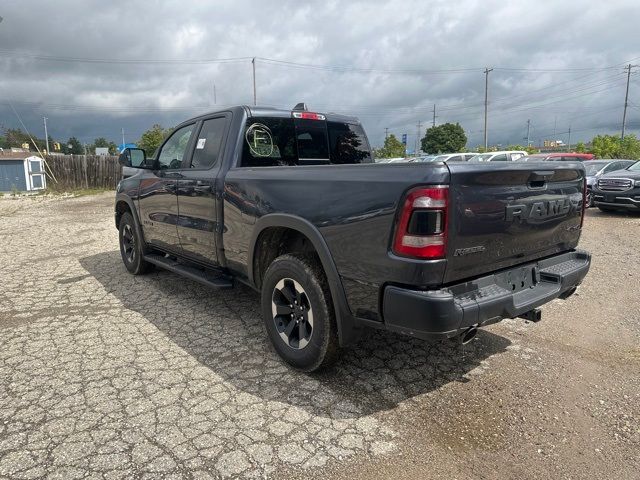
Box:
[261,254,339,372]
[118,212,154,275]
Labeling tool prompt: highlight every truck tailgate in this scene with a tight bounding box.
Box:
[443,162,585,284]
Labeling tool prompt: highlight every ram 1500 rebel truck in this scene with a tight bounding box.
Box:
[115,104,591,372]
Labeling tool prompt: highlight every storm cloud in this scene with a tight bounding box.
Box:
[1,0,639,150]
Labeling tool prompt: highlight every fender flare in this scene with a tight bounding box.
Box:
[114,194,146,244]
[248,214,359,346]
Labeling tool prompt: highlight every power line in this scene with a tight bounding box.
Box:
[0,49,251,65]
[0,49,637,74]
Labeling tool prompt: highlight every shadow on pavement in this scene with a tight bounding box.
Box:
[80,250,511,419]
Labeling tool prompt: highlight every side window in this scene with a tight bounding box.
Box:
[157,124,195,169]
[191,117,227,169]
[447,155,462,162]
[241,117,297,167]
[327,122,372,164]
[492,154,508,161]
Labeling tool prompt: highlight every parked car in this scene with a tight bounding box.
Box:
[583,160,635,207]
[409,155,439,162]
[386,157,410,163]
[115,104,590,372]
[432,153,477,162]
[520,153,595,162]
[591,160,640,212]
[468,150,527,162]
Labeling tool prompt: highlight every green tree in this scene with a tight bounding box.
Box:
[421,123,467,154]
[619,134,640,159]
[138,124,171,156]
[588,134,640,159]
[92,137,118,154]
[65,137,84,155]
[374,134,406,159]
[506,144,537,155]
[590,134,619,158]
[574,141,586,153]
[3,128,46,151]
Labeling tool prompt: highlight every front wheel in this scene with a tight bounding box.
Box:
[261,254,339,372]
[585,190,593,208]
[118,212,154,275]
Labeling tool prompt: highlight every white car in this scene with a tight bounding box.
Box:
[432,153,477,162]
[468,150,527,162]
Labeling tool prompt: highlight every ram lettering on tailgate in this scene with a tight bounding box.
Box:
[505,198,572,222]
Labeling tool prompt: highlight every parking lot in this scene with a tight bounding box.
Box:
[0,192,638,479]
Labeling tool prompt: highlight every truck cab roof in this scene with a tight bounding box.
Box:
[175,105,360,129]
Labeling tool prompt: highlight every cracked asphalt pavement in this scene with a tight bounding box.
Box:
[0,192,638,479]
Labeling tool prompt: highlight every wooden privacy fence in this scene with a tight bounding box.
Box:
[44,155,123,190]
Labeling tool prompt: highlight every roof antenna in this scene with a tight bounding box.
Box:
[292,102,308,111]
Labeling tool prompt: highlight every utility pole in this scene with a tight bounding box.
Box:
[622,64,638,139]
[121,128,125,149]
[415,121,422,155]
[83,144,89,188]
[525,119,531,147]
[432,104,437,127]
[567,126,572,151]
[483,67,493,150]
[43,117,50,155]
[384,127,389,139]
[252,57,257,106]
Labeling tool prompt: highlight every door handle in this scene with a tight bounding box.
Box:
[194,184,212,194]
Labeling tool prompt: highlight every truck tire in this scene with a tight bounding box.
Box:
[261,254,339,372]
[118,212,154,275]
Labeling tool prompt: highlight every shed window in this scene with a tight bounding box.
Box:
[30,160,42,173]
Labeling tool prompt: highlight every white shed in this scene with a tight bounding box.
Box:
[0,155,47,192]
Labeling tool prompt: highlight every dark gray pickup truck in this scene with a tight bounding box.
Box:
[115,104,591,371]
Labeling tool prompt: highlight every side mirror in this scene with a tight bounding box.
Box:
[118,148,149,168]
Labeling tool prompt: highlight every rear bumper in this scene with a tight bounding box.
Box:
[382,250,591,340]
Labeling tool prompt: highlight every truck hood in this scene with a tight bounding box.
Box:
[599,169,640,180]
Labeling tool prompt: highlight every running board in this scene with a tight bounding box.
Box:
[144,253,233,289]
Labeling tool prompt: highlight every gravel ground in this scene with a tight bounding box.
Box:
[0,192,638,479]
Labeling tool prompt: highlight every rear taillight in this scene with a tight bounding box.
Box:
[392,186,448,259]
[580,177,586,228]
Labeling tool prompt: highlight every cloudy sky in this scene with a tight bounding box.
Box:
[1,0,639,151]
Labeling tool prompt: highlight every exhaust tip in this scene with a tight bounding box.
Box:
[460,326,478,345]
